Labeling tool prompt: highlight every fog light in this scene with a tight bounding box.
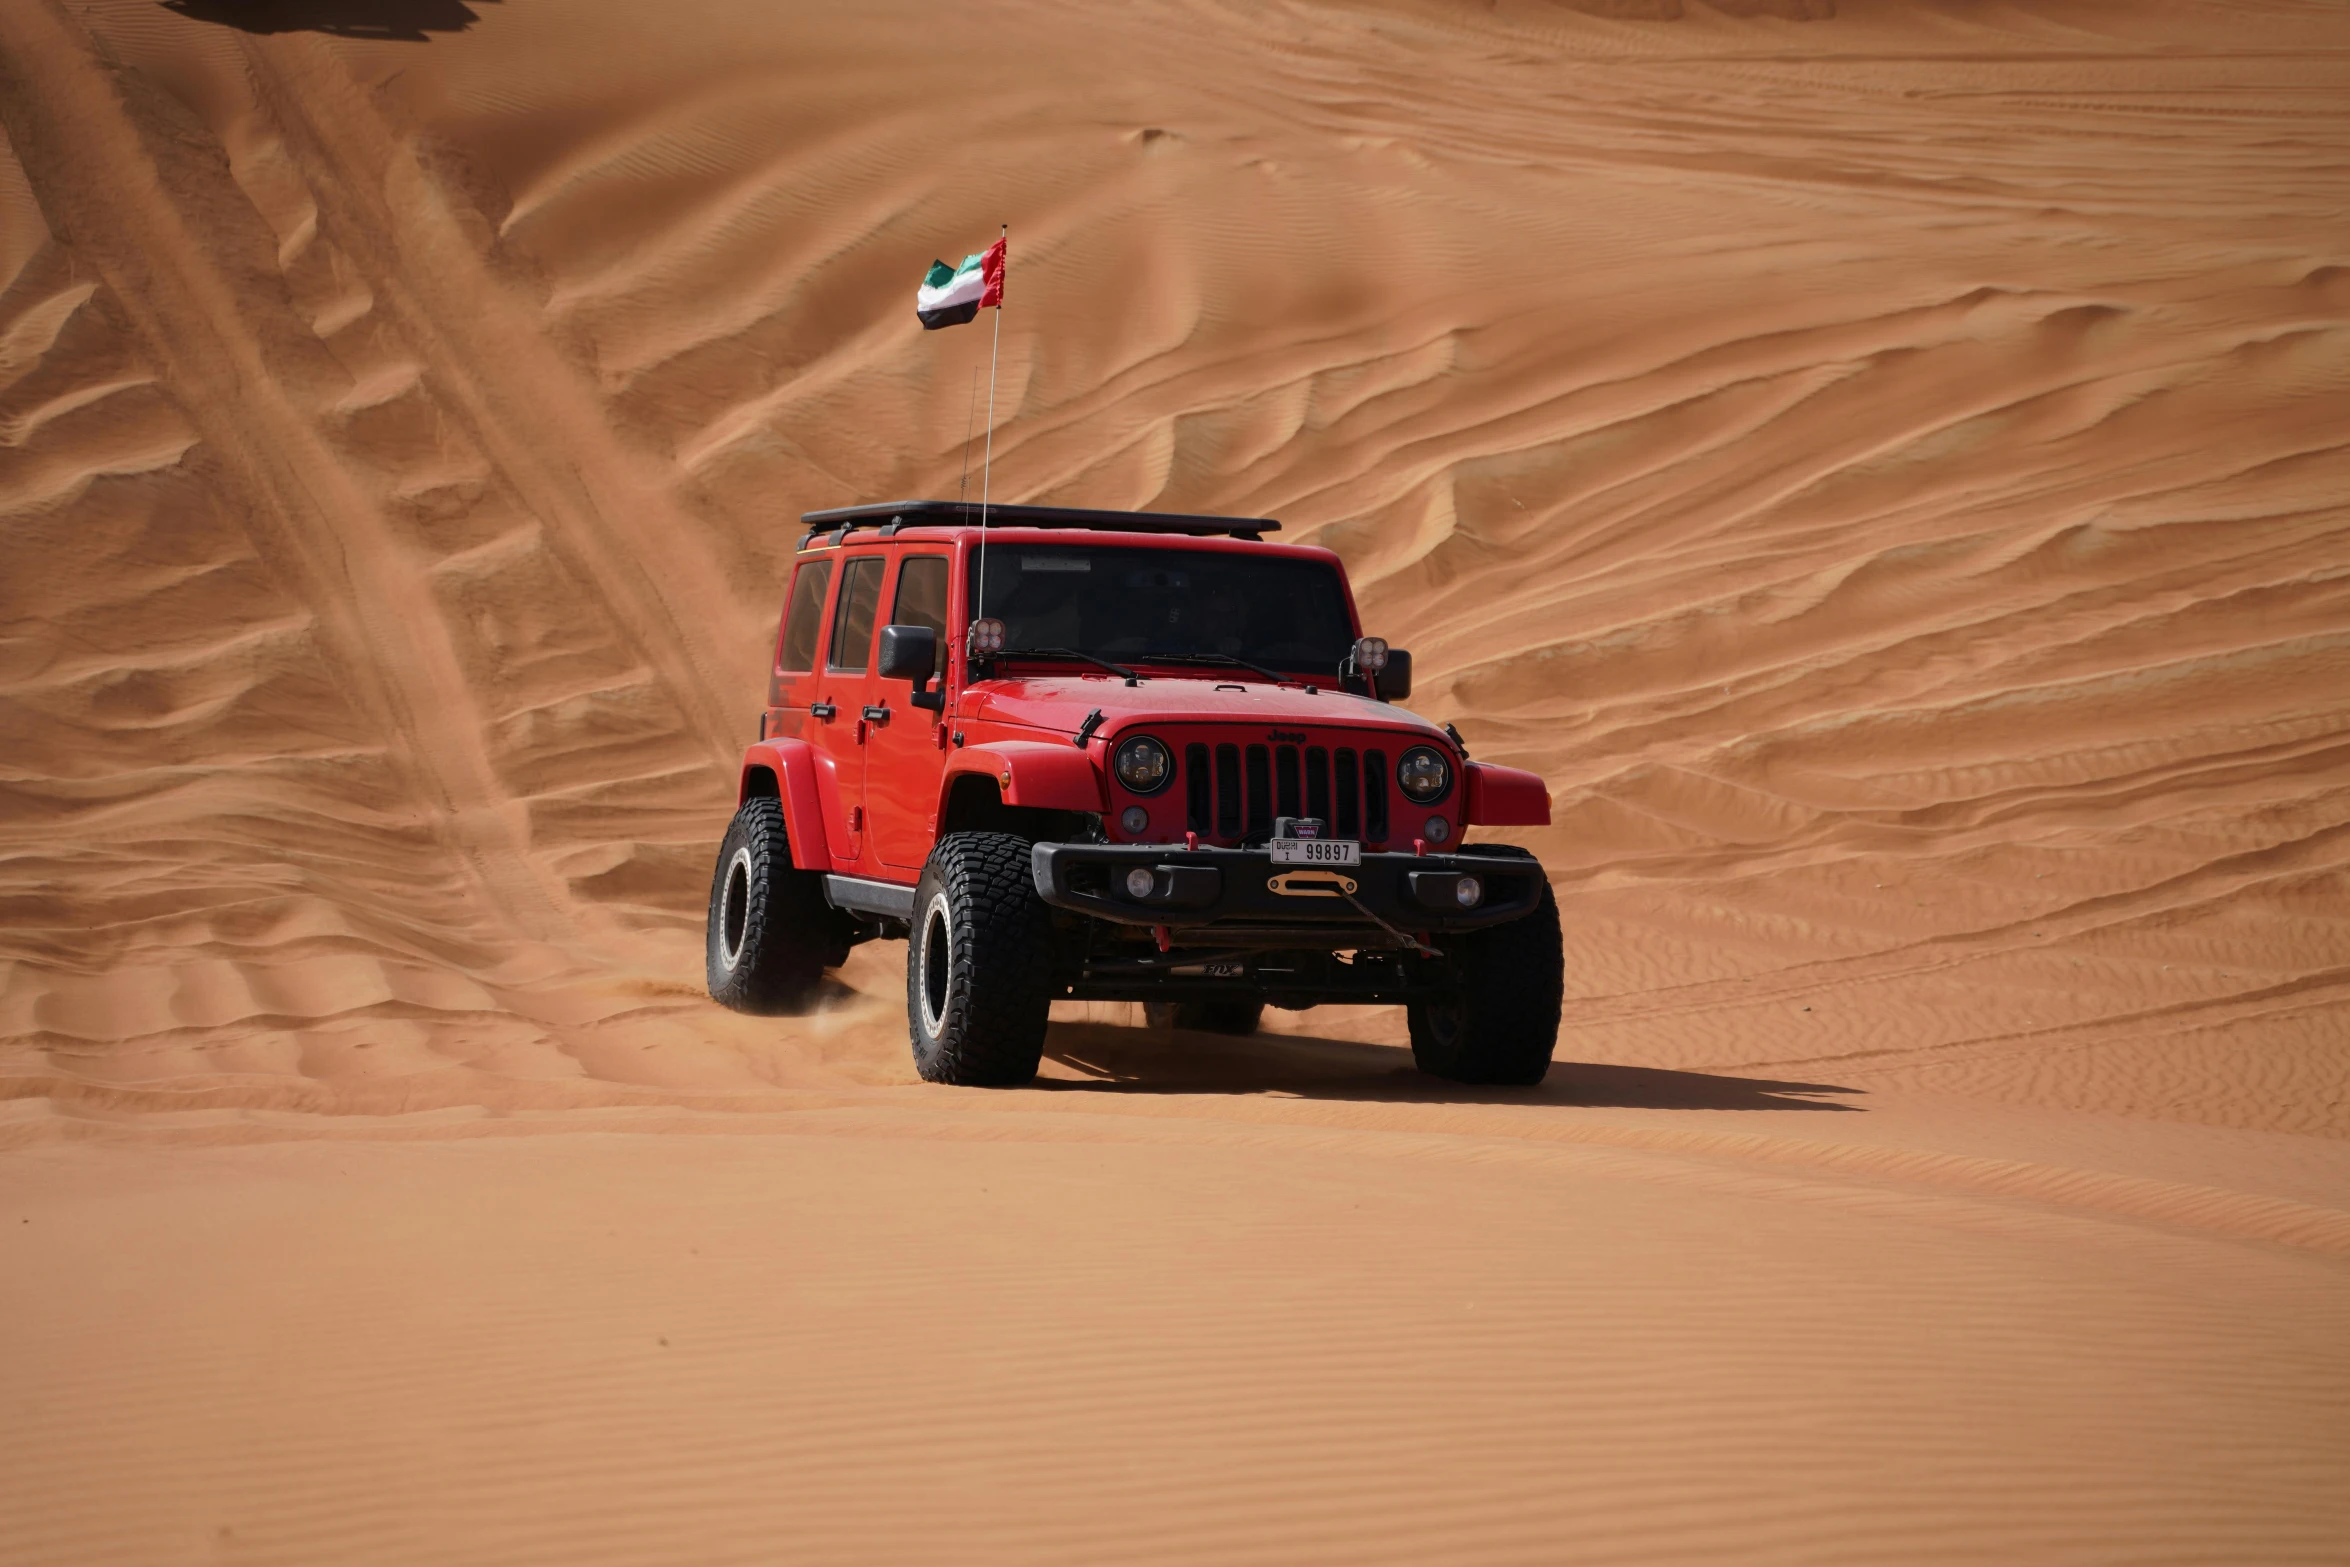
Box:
[1125,867,1157,899]
[966,617,1005,654]
[1455,876,1483,908]
[1423,815,1451,843]
[1120,806,1149,835]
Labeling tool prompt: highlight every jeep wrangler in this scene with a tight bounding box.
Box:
[706,500,1562,1087]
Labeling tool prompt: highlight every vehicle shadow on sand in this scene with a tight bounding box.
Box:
[1038,1022,1863,1111]
[160,0,497,39]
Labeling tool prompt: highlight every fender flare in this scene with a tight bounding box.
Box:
[941,740,1107,816]
[738,740,834,871]
[1463,760,1551,827]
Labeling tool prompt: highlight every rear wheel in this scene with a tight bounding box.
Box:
[706,797,830,1012]
[907,832,1055,1086]
[1407,847,1562,1085]
[1144,1000,1265,1036]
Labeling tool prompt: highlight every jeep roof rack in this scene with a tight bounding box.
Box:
[797,499,1280,550]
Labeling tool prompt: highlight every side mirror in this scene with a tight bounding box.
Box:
[1379,648,1412,703]
[878,624,938,681]
[878,624,943,709]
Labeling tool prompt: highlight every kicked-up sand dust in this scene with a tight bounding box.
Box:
[1,0,2346,1560]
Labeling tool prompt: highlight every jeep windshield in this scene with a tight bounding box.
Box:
[970,544,1354,676]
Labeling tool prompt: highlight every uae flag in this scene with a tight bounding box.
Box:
[916,237,1005,329]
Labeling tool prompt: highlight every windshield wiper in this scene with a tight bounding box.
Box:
[995,646,1140,685]
[1136,651,1291,685]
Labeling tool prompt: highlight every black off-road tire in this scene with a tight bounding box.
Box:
[1144,1000,1265,1036]
[706,797,831,1013]
[1406,845,1563,1086]
[907,832,1055,1086]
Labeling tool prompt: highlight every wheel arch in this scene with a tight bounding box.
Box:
[936,742,1105,842]
[738,740,832,871]
[942,741,1105,812]
[937,769,1096,843]
[1463,760,1551,827]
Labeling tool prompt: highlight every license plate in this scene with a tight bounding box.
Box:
[1269,837,1360,867]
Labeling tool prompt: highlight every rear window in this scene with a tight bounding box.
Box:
[776,559,833,672]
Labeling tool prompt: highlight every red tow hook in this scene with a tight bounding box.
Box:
[1153,925,1172,953]
[1413,838,1428,856]
[1185,832,1199,850]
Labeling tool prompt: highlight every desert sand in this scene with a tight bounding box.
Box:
[2,0,2347,1560]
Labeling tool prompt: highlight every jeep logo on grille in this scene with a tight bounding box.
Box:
[1267,729,1307,743]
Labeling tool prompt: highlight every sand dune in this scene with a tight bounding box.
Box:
[2,0,2346,1560]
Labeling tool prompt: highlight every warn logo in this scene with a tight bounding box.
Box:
[1266,729,1308,744]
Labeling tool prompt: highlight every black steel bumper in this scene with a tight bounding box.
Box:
[1030,841,1545,940]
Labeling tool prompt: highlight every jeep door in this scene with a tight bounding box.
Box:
[811,548,888,869]
[869,552,952,871]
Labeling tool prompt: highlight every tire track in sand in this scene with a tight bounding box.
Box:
[234,35,754,777]
[0,1,583,950]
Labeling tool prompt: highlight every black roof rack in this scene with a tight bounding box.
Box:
[797,499,1280,549]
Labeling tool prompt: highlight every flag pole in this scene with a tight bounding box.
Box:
[977,223,1004,623]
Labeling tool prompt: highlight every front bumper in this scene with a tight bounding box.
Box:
[1030,841,1544,940]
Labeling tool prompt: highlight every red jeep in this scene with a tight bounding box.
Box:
[707,501,1561,1086]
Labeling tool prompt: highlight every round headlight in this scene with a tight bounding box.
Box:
[1396,745,1452,803]
[1113,735,1173,795]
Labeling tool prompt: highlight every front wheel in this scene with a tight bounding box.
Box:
[906,832,1055,1086]
[1407,849,1562,1086]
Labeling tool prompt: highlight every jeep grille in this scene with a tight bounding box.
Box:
[1179,741,1390,843]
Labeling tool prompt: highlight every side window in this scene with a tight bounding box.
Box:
[775,559,834,672]
[891,556,949,675]
[827,555,885,672]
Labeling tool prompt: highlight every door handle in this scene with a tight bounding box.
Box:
[862,705,891,723]
[809,701,837,720]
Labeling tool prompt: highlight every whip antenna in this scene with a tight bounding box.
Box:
[978,223,1005,623]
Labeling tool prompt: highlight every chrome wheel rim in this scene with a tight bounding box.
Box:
[918,890,954,1037]
[720,847,753,969]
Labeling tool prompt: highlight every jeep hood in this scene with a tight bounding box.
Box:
[960,674,1442,741]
